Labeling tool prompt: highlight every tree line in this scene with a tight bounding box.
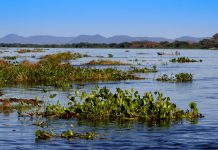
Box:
[1,34,218,49]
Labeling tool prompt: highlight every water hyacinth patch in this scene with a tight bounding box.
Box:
[16,48,45,53]
[41,87,203,124]
[35,129,97,140]
[129,65,157,73]
[84,59,130,66]
[170,57,202,63]
[157,73,193,82]
[3,56,17,60]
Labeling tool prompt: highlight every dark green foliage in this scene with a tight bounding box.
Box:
[129,65,157,73]
[175,73,193,82]
[35,130,53,140]
[170,57,202,63]
[42,87,203,123]
[3,56,17,60]
[35,129,97,140]
[157,73,193,82]
[84,60,129,65]
[108,54,114,58]
[0,53,140,87]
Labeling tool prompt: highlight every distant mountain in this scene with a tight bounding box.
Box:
[175,36,210,42]
[0,34,208,44]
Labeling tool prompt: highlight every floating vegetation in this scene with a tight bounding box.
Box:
[35,129,97,140]
[41,52,84,62]
[0,55,140,87]
[157,73,193,82]
[129,65,157,73]
[16,48,45,53]
[136,52,149,55]
[125,50,130,52]
[3,56,17,60]
[108,54,114,58]
[0,98,43,113]
[40,87,203,124]
[84,60,130,66]
[0,98,43,105]
[170,57,202,63]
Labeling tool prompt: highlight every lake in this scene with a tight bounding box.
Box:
[0,48,218,149]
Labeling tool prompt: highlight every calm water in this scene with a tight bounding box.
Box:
[0,48,218,149]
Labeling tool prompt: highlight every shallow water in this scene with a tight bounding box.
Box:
[1,48,218,149]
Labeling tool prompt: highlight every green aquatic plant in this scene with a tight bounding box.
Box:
[129,65,157,73]
[17,48,45,53]
[0,98,43,115]
[175,73,193,82]
[41,52,84,63]
[3,56,17,60]
[108,54,114,58]
[35,130,54,140]
[84,59,130,66]
[157,73,193,82]
[170,57,202,63]
[0,55,140,87]
[35,129,97,140]
[41,87,203,124]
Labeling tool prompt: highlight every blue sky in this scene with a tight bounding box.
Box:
[0,0,217,38]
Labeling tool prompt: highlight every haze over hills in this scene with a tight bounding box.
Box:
[0,34,209,44]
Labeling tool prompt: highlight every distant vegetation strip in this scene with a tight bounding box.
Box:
[0,34,218,49]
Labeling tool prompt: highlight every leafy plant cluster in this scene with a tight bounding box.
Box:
[42,87,203,123]
[129,65,157,73]
[170,57,202,63]
[0,52,140,87]
[157,73,193,82]
[16,48,45,53]
[84,59,129,66]
[35,129,97,140]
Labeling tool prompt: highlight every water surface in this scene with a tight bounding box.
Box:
[0,48,218,149]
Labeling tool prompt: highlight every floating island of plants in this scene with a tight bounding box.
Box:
[35,129,97,140]
[0,52,143,88]
[157,73,193,82]
[1,87,204,141]
[0,52,159,88]
[36,87,203,122]
[84,59,130,66]
[3,56,17,60]
[129,65,157,73]
[170,57,202,63]
[0,98,43,113]
[16,48,46,53]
